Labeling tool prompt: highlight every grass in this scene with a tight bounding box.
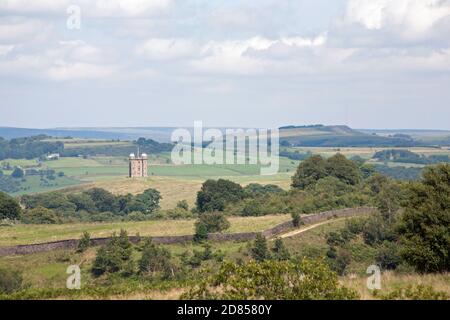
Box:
[0,215,291,247]
[10,176,85,196]
[342,271,450,300]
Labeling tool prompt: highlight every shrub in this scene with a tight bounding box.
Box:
[138,239,173,279]
[176,200,189,211]
[0,267,24,294]
[77,232,91,253]
[375,241,401,270]
[250,234,270,262]
[271,238,290,261]
[21,207,59,224]
[183,258,359,300]
[397,164,450,273]
[195,211,230,236]
[194,222,208,242]
[91,230,133,276]
[375,284,449,300]
[0,191,22,220]
[291,211,301,227]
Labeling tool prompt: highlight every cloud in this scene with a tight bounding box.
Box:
[0,0,173,17]
[337,0,450,45]
[135,38,198,60]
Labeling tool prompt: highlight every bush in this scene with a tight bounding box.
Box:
[271,238,290,261]
[176,200,189,211]
[0,191,22,220]
[21,207,59,224]
[250,234,270,262]
[91,230,133,276]
[397,164,450,273]
[291,212,301,227]
[375,241,401,270]
[0,267,24,294]
[77,232,91,253]
[138,239,173,279]
[195,211,230,235]
[183,258,359,300]
[375,284,449,300]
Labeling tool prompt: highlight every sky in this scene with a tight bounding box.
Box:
[1,0,450,130]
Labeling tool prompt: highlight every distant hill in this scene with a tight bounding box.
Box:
[279,125,429,147]
[1,125,448,147]
[0,127,176,142]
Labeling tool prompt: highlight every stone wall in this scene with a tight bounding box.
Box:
[0,207,375,257]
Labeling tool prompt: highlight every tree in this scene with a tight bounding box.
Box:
[291,155,327,189]
[196,179,244,212]
[325,153,361,185]
[251,234,270,262]
[11,167,24,179]
[0,192,22,220]
[397,164,450,273]
[194,212,230,242]
[128,189,161,214]
[183,258,359,300]
[67,193,97,213]
[271,238,290,261]
[83,188,118,213]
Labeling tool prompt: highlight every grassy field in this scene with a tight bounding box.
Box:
[0,215,291,247]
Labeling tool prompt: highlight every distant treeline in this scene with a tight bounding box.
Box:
[60,137,173,157]
[372,165,423,181]
[279,150,312,161]
[373,149,450,165]
[0,135,63,160]
[0,135,173,160]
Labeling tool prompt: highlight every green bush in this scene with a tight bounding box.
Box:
[77,232,91,253]
[194,211,230,238]
[138,239,173,279]
[250,234,271,262]
[397,164,450,273]
[183,258,359,300]
[0,191,22,220]
[21,206,60,224]
[91,230,133,277]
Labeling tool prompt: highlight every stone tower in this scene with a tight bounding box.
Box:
[129,150,148,178]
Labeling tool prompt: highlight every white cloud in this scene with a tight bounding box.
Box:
[135,38,199,60]
[46,61,118,80]
[0,0,173,17]
[344,0,450,39]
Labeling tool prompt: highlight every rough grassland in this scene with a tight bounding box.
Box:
[0,215,291,247]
